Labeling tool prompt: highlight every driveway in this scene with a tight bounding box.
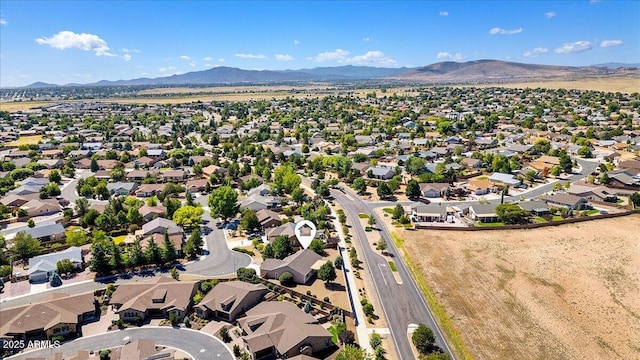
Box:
[8,327,234,360]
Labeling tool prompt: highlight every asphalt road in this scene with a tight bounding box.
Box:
[7,327,233,360]
[332,188,454,360]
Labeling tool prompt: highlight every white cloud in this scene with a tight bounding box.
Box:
[189,61,196,67]
[489,27,523,35]
[439,11,449,16]
[437,52,463,61]
[275,54,293,61]
[308,49,349,62]
[203,56,213,61]
[235,53,266,59]
[523,47,548,57]
[362,37,371,42]
[346,51,397,66]
[554,41,592,54]
[123,54,132,61]
[293,39,299,45]
[159,66,177,72]
[0,18,7,25]
[218,58,224,62]
[180,55,190,60]
[121,48,140,53]
[600,39,623,48]
[545,11,556,18]
[36,30,115,56]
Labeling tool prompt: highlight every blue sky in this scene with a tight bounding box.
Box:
[1,1,638,87]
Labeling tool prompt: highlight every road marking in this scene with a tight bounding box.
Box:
[200,348,206,353]
[345,194,354,201]
[378,264,387,285]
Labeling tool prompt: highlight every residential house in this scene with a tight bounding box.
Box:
[469,203,500,223]
[367,166,395,180]
[260,249,324,284]
[517,201,550,216]
[110,277,198,322]
[162,169,187,182]
[127,170,157,182]
[138,204,166,222]
[186,178,208,193]
[140,218,183,238]
[489,172,522,187]
[28,247,83,282]
[134,183,164,197]
[141,232,183,257]
[419,183,450,198]
[194,281,269,322]
[106,182,138,196]
[256,209,282,229]
[19,199,62,218]
[0,194,30,210]
[538,194,589,210]
[0,292,97,341]
[36,159,64,169]
[108,339,175,360]
[238,301,332,359]
[462,158,483,169]
[467,178,497,195]
[412,204,447,222]
[567,184,618,203]
[266,223,297,245]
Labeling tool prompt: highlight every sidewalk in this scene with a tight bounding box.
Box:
[330,207,373,355]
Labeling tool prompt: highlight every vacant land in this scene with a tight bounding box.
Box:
[7,135,44,146]
[471,76,640,93]
[396,215,640,360]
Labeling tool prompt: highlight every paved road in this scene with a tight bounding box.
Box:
[7,327,233,360]
[332,188,454,360]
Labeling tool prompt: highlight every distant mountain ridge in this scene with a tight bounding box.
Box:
[22,60,637,88]
[592,62,640,69]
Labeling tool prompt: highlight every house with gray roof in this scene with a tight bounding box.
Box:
[489,172,522,187]
[368,166,395,180]
[538,194,588,210]
[28,246,83,282]
[517,200,550,216]
[260,249,324,284]
[469,203,500,223]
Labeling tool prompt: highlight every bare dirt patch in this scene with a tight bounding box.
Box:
[396,214,640,360]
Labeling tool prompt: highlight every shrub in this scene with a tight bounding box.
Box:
[51,335,65,343]
[323,296,331,303]
[193,292,203,304]
[339,330,356,345]
[233,247,255,256]
[233,344,241,357]
[279,272,294,286]
[219,327,232,343]
[0,265,11,277]
[334,255,343,269]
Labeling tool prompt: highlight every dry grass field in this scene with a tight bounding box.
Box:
[395,214,640,360]
[1,77,637,112]
[7,135,44,146]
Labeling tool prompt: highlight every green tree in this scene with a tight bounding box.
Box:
[145,238,163,265]
[27,219,36,228]
[109,241,124,270]
[163,197,182,219]
[56,258,74,276]
[496,203,530,224]
[170,266,180,280]
[578,146,592,158]
[405,156,426,176]
[75,197,90,217]
[172,205,204,229]
[48,169,62,183]
[368,214,377,226]
[219,327,232,343]
[317,261,337,285]
[376,238,387,253]
[630,192,640,208]
[412,323,436,354]
[352,177,367,195]
[291,187,305,206]
[185,190,195,206]
[90,158,99,172]
[89,239,111,274]
[126,206,142,225]
[334,255,344,269]
[11,232,41,260]
[406,179,421,199]
[208,185,239,221]
[273,164,301,194]
[240,210,260,233]
[309,238,326,255]
[162,231,177,264]
[392,203,404,220]
[363,302,375,317]
[272,235,293,259]
[335,344,370,360]
[129,239,145,266]
[377,182,392,199]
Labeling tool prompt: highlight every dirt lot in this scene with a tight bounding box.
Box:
[396,214,640,360]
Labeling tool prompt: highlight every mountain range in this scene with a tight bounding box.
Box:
[24,60,639,88]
